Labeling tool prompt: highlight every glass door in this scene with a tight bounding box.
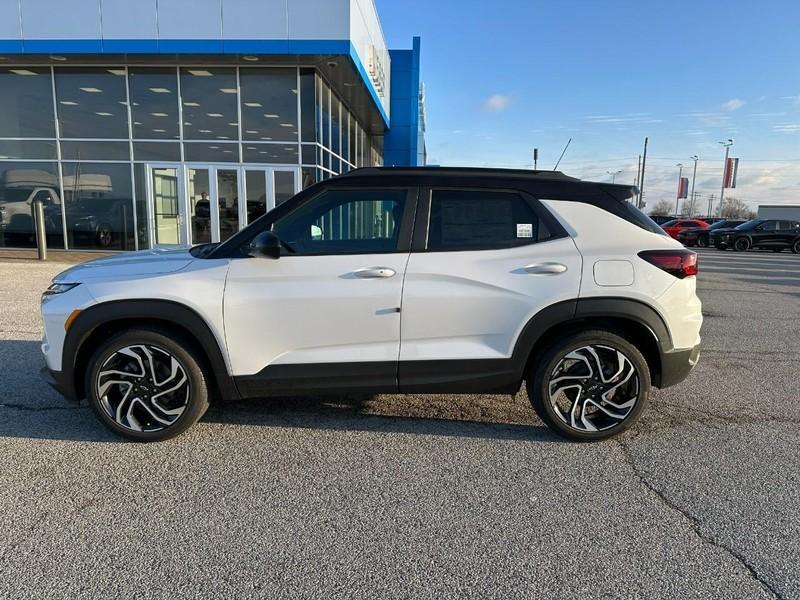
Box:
[184,165,243,244]
[146,164,186,246]
[242,167,300,225]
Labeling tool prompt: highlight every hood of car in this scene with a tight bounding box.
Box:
[710,227,739,235]
[54,247,194,282]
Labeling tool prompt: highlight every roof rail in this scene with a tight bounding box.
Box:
[339,166,580,181]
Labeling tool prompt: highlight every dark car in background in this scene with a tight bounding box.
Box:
[677,219,746,247]
[711,218,800,252]
[649,215,675,226]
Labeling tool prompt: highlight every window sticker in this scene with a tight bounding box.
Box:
[517,223,533,238]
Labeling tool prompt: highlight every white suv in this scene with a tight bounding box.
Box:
[40,168,702,442]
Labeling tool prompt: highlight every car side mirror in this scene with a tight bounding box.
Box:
[249,230,281,259]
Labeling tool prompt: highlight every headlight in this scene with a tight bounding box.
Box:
[43,282,80,296]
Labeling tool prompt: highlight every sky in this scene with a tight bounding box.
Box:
[375,0,800,212]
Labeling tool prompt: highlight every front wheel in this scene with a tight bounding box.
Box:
[527,331,650,441]
[734,237,751,252]
[85,328,210,442]
[697,235,708,248]
[793,239,800,254]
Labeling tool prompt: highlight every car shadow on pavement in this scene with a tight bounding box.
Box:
[0,339,560,444]
[202,395,563,443]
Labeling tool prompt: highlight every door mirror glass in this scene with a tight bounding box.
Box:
[249,230,281,259]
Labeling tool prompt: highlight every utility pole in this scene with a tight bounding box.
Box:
[533,148,539,170]
[718,139,733,212]
[635,154,641,187]
[638,137,648,208]
[607,169,622,183]
[674,163,683,216]
[689,154,698,217]
[707,194,716,217]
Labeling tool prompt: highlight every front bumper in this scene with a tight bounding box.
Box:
[657,343,701,388]
[40,366,79,402]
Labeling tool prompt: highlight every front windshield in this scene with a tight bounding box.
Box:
[708,221,730,230]
[661,219,678,227]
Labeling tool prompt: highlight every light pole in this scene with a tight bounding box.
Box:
[674,163,683,216]
[688,155,698,216]
[718,139,734,214]
[606,169,622,183]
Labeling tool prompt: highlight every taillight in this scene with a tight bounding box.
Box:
[638,249,698,278]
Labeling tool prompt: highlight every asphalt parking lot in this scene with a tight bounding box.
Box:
[1,248,798,599]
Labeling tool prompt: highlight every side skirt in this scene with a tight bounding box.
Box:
[233,359,522,398]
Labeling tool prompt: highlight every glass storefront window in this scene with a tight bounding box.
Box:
[129,68,180,140]
[0,140,58,160]
[0,162,62,249]
[183,142,239,163]
[62,162,134,250]
[240,68,298,143]
[55,68,129,139]
[321,80,331,150]
[242,143,299,164]
[133,142,181,162]
[0,68,56,138]
[300,68,316,143]
[60,141,130,161]
[331,95,341,155]
[180,68,238,141]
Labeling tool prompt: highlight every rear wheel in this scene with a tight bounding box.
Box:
[734,237,751,252]
[85,328,209,442]
[793,239,800,254]
[527,331,650,441]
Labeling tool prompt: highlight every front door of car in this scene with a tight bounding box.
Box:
[753,220,779,246]
[398,188,582,390]
[223,186,416,393]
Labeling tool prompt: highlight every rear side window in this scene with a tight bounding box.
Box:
[427,189,544,251]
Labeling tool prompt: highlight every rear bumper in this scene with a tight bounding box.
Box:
[40,366,79,402]
[657,343,700,388]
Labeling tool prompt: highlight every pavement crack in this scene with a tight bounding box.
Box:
[617,440,782,599]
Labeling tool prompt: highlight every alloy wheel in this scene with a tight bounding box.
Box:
[547,344,640,432]
[734,237,750,252]
[96,344,190,432]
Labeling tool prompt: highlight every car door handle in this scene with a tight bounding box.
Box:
[524,262,568,275]
[352,267,396,279]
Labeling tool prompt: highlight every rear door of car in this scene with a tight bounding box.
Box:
[397,185,581,391]
[779,221,800,245]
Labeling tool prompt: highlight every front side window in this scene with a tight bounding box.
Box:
[272,189,407,255]
[759,220,779,231]
[427,189,542,251]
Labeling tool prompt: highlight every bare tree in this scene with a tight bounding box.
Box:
[719,196,751,219]
[649,199,673,216]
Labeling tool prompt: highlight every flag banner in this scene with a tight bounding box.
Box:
[724,158,739,189]
[678,177,689,198]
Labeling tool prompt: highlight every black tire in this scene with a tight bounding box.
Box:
[697,235,708,248]
[793,239,800,254]
[85,328,210,442]
[734,237,750,252]
[527,330,651,442]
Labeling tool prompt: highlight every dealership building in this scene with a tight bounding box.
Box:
[0,0,425,251]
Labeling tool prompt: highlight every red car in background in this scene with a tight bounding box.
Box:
[661,218,710,239]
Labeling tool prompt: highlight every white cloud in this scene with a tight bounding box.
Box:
[722,98,746,111]
[481,94,511,112]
